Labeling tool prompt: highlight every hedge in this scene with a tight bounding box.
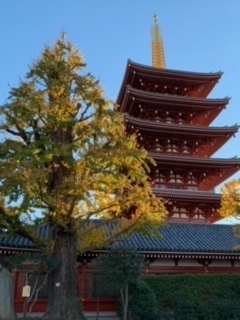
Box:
[144,274,240,320]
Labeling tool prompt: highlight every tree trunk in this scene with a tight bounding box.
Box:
[43,229,87,320]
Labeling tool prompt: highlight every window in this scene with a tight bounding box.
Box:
[28,273,48,299]
[169,173,183,184]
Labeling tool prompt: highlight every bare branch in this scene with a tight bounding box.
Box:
[29,269,52,314]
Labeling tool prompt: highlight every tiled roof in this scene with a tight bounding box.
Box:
[127,60,223,78]
[125,114,239,134]
[125,85,229,105]
[1,223,240,255]
[117,60,222,106]
[0,225,51,250]
[152,188,220,201]
[110,223,240,254]
[149,152,240,165]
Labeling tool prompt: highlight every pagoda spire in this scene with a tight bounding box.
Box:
[151,14,165,68]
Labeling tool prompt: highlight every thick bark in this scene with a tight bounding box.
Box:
[43,230,87,320]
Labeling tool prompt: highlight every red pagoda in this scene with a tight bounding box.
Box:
[117,17,240,224]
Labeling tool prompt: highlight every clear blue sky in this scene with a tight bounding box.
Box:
[1,1,240,222]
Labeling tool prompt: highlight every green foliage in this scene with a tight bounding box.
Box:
[92,272,117,298]
[144,274,240,320]
[6,253,59,271]
[128,278,159,320]
[98,248,144,289]
[98,249,144,320]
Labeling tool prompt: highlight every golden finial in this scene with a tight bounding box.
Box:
[151,14,165,68]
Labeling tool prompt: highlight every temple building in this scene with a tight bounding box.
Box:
[117,61,240,223]
[117,15,240,224]
[1,16,240,317]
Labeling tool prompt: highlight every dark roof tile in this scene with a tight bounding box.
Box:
[0,223,239,254]
[111,223,240,254]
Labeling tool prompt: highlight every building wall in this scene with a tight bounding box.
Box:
[12,256,240,314]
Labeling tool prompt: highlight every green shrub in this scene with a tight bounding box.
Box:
[128,278,159,320]
[144,274,240,320]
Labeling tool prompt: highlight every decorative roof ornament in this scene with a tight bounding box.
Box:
[151,14,166,68]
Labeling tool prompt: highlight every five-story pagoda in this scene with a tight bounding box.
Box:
[117,16,240,223]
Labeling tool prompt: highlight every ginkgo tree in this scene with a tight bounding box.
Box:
[219,179,240,219]
[0,36,167,320]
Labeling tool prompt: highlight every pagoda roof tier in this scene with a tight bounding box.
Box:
[149,152,240,190]
[117,60,223,104]
[125,115,239,157]
[152,188,221,222]
[152,188,220,202]
[120,86,229,126]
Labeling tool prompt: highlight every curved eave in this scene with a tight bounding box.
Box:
[128,60,223,79]
[152,188,221,202]
[150,153,240,189]
[149,152,240,166]
[0,246,39,254]
[126,115,238,157]
[117,60,223,105]
[125,114,238,135]
[120,85,229,114]
[154,190,222,223]
[80,250,240,260]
